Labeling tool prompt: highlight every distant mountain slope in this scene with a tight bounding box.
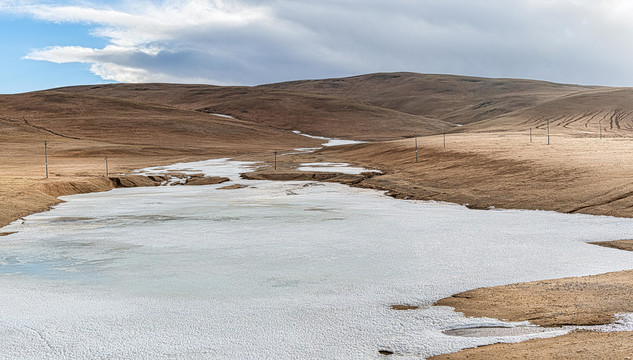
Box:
[192,89,454,140]
[26,72,633,140]
[0,91,316,156]
[53,84,454,140]
[51,83,227,111]
[260,72,599,125]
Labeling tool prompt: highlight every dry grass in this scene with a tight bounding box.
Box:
[318,132,633,218]
[260,72,596,125]
[590,239,633,252]
[52,82,454,140]
[429,331,633,360]
[435,269,633,327]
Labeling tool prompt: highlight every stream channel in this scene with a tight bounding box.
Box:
[2,159,633,359]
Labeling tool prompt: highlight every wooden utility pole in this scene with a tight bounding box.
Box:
[45,141,48,179]
[274,150,277,170]
[443,133,446,149]
[105,156,109,176]
[530,128,532,143]
[599,119,602,140]
[414,134,418,162]
[547,119,550,145]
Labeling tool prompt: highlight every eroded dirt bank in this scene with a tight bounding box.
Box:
[436,269,633,327]
[313,135,633,218]
[1,176,157,228]
[429,331,633,360]
[427,267,633,358]
[0,174,228,228]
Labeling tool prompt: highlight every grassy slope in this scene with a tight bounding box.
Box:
[0,90,318,156]
[52,83,454,140]
[259,72,598,125]
[464,87,633,135]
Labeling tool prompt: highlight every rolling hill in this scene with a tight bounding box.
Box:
[259,72,599,125]
[4,72,633,158]
[50,72,628,138]
[0,90,318,157]
[51,83,454,140]
[464,87,633,136]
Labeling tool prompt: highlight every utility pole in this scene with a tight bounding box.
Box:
[105,156,109,176]
[274,150,277,170]
[443,133,446,149]
[547,119,550,145]
[45,141,49,179]
[414,134,418,162]
[599,119,602,140]
[530,128,532,143]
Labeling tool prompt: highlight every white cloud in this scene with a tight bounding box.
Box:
[89,62,153,83]
[6,0,633,86]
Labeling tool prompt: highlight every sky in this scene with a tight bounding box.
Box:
[1,0,633,94]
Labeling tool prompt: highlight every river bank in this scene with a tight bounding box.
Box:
[0,172,228,229]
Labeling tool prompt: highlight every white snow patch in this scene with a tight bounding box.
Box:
[134,158,260,183]
[211,113,235,119]
[298,162,380,174]
[292,130,366,147]
[585,313,633,332]
[286,147,323,154]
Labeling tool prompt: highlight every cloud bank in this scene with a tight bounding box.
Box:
[5,0,633,86]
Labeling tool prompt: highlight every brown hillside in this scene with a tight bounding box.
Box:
[0,90,319,158]
[260,72,598,125]
[52,84,454,140]
[193,90,453,140]
[51,83,227,111]
[464,87,633,136]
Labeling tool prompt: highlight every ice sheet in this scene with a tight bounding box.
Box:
[2,159,633,359]
[134,158,259,182]
[298,162,380,174]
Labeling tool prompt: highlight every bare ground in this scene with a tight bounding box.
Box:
[435,269,633,327]
[315,133,633,218]
[590,239,633,252]
[429,331,633,360]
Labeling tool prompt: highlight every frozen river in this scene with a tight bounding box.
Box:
[2,159,633,359]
